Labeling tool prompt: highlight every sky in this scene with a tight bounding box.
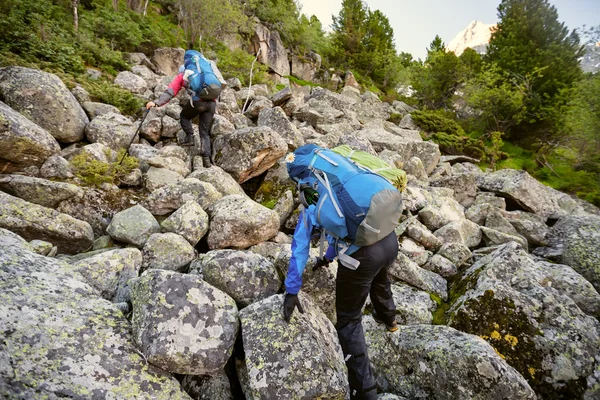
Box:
[297,0,600,60]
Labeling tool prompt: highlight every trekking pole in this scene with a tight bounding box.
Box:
[119,108,150,165]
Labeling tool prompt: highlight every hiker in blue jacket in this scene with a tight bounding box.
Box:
[283,166,400,400]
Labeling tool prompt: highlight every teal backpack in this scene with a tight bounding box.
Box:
[183,50,222,100]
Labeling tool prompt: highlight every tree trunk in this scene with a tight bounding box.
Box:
[112,0,118,11]
[71,0,79,32]
[142,0,149,16]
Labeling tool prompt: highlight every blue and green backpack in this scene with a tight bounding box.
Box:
[183,50,222,100]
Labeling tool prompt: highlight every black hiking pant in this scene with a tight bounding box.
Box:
[336,231,399,400]
[180,99,216,158]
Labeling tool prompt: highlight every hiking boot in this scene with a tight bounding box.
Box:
[202,156,212,168]
[179,134,195,146]
[371,309,399,332]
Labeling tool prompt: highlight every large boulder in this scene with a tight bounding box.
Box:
[141,232,196,272]
[389,252,448,301]
[537,215,600,292]
[418,196,466,231]
[207,195,280,249]
[0,174,82,208]
[160,201,209,246]
[192,250,281,307]
[0,246,190,399]
[114,71,149,94]
[477,169,580,218]
[238,293,348,399]
[448,242,600,398]
[250,24,290,77]
[0,67,88,143]
[85,112,137,151]
[0,192,93,254]
[131,269,239,376]
[141,178,222,216]
[213,126,287,184]
[290,53,321,81]
[187,166,246,197]
[106,204,160,247]
[257,106,304,150]
[69,248,142,302]
[0,101,60,173]
[364,320,536,399]
[151,47,185,76]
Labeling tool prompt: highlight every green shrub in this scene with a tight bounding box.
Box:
[78,78,144,115]
[387,113,403,125]
[70,149,139,187]
[430,132,487,160]
[411,109,465,136]
[213,43,268,86]
[287,75,322,88]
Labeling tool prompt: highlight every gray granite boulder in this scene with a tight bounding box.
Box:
[141,232,196,272]
[389,252,448,301]
[192,250,281,307]
[181,372,233,400]
[364,320,536,399]
[0,227,33,252]
[480,226,528,250]
[437,242,472,267]
[82,101,120,119]
[257,106,304,150]
[244,96,273,119]
[0,246,190,399]
[0,174,82,208]
[423,254,458,278]
[418,196,465,231]
[188,166,246,197]
[69,248,141,302]
[131,269,239,376]
[373,283,437,325]
[536,215,600,292]
[0,101,61,173]
[448,242,600,398]
[213,126,287,184]
[39,155,74,179]
[434,219,482,249]
[114,71,148,94]
[238,293,348,399]
[0,67,88,143]
[0,192,93,254]
[85,112,137,151]
[160,201,209,246]
[141,178,222,216]
[207,195,280,249]
[151,47,185,75]
[144,166,183,191]
[106,204,160,247]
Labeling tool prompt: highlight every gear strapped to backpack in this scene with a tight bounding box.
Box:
[287,144,403,269]
[183,50,225,101]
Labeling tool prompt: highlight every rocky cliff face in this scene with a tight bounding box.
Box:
[0,51,599,399]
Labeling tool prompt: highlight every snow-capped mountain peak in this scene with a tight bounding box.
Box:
[446,20,496,56]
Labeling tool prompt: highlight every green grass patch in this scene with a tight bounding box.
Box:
[287,75,322,88]
[70,149,139,187]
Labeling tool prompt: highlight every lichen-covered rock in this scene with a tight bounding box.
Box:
[0,174,82,208]
[114,71,148,94]
[106,204,160,247]
[161,114,180,137]
[188,166,246,197]
[485,210,521,237]
[0,67,88,143]
[69,248,141,302]
[437,242,472,267]
[0,227,33,252]
[257,106,304,150]
[146,155,190,177]
[0,101,61,173]
[364,320,536,399]
[238,293,348,399]
[501,210,548,247]
[448,242,600,398]
[192,250,281,307]
[430,173,478,207]
[131,269,239,376]
[406,220,442,252]
[536,215,600,293]
[82,101,120,119]
[271,86,293,106]
[141,232,196,272]
[142,178,222,216]
[370,283,436,325]
[39,155,74,179]
[418,196,465,231]
[207,195,279,249]
[480,226,528,250]
[423,254,458,278]
[404,156,428,182]
[389,252,448,301]
[161,201,209,246]
[144,166,183,192]
[399,237,432,266]
[213,126,287,184]
[0,246,191,400]
[434,219,482,248]
[151,47,185,75]
[244,96,273,119]
[181,372,234,400]
[477,169,579,218]
[0,191,93,254]
[85,112,137,151]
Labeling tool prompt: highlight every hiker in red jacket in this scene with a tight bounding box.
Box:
[146,57,224,168]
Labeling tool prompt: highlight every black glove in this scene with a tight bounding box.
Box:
[312,257,330,271]
[283,293,304,322]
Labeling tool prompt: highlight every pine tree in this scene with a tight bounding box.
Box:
[486,0,583,138]
[331,0,368,66]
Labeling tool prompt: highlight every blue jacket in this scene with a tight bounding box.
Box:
[284,206,357,295]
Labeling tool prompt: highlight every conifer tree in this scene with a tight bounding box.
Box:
[486,0,583,138]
